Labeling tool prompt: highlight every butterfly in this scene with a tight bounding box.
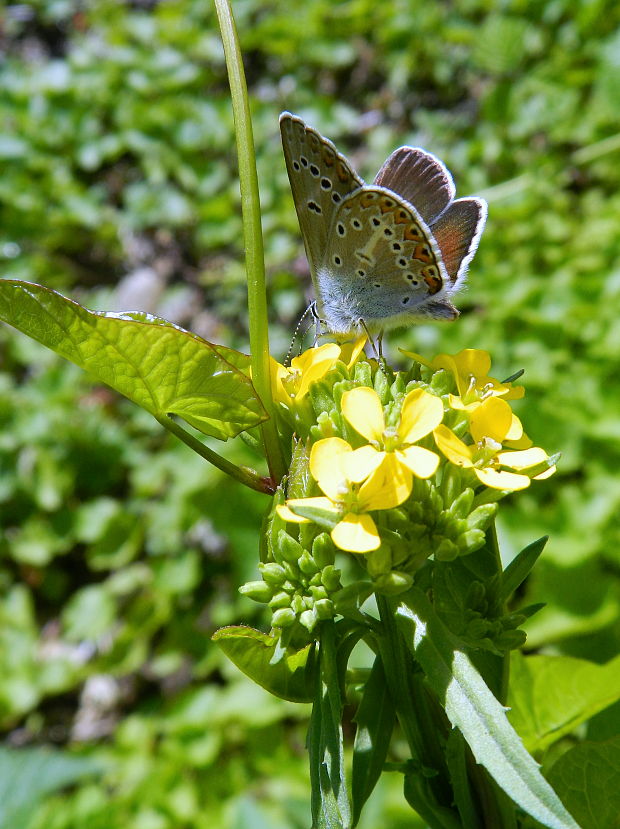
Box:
[279,112,487,336]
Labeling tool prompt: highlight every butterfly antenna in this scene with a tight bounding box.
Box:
[284,302,316,366]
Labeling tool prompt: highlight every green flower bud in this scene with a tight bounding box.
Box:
[429,487,444,513]
[271,607,297,628]
[320,564,342,592]
[449,488,474,518]
[309,379,337,415]
[374,366,391,401]
[277,530,305,563]
[457,529,486,554]
[374,571,413,595]
[314,598,335,620]
[298,550,319,575]
[354,361,373,387]
[310,584,328,601]
[269,590,293,610]
[496,630,527,650]
[466,503,498,531]
[291,594,305,614]
[312,533,335,568]
[429,369,453,396]
[259,562,287,585]
[282,560,301,581]
[390,373,406,398]
[299,608,318,632]
[466,618,490,639]
[466,581,486,607]
[239,581,273,603]
[434,538,459,561]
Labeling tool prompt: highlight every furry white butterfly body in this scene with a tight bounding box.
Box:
[280,112,487,335]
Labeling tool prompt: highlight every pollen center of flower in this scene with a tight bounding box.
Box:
[473,436,502,467]
[382,427,400,451]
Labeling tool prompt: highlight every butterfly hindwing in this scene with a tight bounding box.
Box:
[430,197,487,290]
[373,147,455,226]
[279,112,363,275]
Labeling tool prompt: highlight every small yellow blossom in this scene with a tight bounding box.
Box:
[434,396,556,491]
[340,386,443,501]
[277,436,405,553]
[271,337,367,406]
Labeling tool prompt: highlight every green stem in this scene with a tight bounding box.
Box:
[488,520,510,705]
[213,0,286,485]
[156,416,274,494]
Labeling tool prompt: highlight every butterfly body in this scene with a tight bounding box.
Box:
[280,112,487,335]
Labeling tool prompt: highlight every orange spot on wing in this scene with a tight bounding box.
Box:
[422,268,442,294]
[411,244,433,264]
[403,224,424,242]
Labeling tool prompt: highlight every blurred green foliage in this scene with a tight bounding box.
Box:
[2,0,620,825]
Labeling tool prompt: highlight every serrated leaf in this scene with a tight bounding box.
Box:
[212,625,316,702]
[395,588,579,829]
[0,280,267,440]
[351,656,395,826]
[546,736,620,829]
[508,651,620,753]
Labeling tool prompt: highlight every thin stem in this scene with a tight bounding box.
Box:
[488,520,510,705]
[213,0,286,484]
[156,415,274,494]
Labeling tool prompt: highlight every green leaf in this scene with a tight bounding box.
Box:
[212,625,316,702]
[0,280,267,440]
[508,651,620,753]
[351,656,395,827]
[546,736,620,829]
[308,620,351,829]
[395,588,579,829]
[0,746,100,829]
[500,536,548,602]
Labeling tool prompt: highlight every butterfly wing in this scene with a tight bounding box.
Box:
[317,186,457,334]
[430,197,487,291]
[373,147,455,226]
[279,112,364,277]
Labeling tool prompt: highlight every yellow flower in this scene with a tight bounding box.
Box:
[277,436,404,553]
[271,337,367,406]
[434,396,556,490]
[340,386,443,501]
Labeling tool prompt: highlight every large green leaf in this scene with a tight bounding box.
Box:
[0,280,267,440]
[546,736,620,829]
[508,652,620,753]
[395,588,579,829]
[212,625,316,702]
[0,746,100,829]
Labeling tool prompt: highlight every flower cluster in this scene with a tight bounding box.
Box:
[241,344,557,632]
[274,346,556,556]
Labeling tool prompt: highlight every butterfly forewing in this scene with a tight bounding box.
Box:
[279,112,364,275]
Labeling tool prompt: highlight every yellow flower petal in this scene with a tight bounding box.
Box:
[469,397,513,443]
[396,445,440,479]
[339,335,368,368]
[505,413,524,442]
[475,467,530,491]
[310,437,352,499]
[534,466,556,480]
[360,453,412,509]
[433,425,474,467]
[294,343,342,398]
[276,503,311,523]
[341,387,385,442]
[451,348,492,380]
[342,445,384,482]
[497,447,549,470]
[399,388,444,443]
[331,512,380,552]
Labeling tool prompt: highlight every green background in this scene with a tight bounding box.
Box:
[1,0,620,825]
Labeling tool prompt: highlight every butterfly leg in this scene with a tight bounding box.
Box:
[359,321,389,375]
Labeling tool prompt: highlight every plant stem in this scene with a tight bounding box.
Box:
[488,520,510,705]
[156,415,274,494]
[213,0,286,485]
